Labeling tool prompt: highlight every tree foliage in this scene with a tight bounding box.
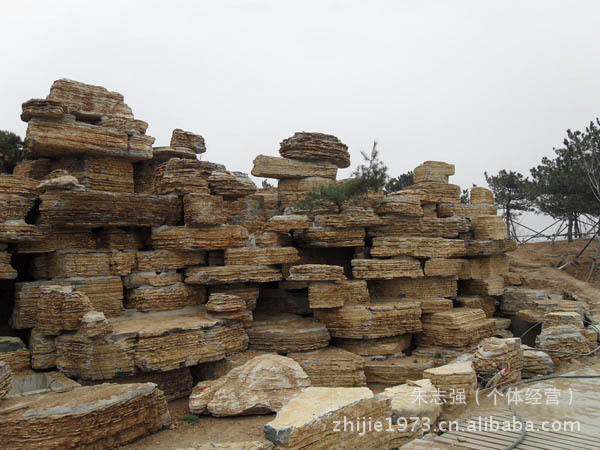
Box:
[295,178,369,212]
[352,141,388,192]
[385,171,414,193]
[0,130,24,173]
[484,170,533,238]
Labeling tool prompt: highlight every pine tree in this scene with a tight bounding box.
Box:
[485,170,533,239]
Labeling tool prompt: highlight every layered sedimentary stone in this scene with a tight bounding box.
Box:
[30,331,57,370]
[333,335,412,357]
[136,249,206,271]
[209,171,256,198]
[184,193,228,227]
[423,361,477,404]
[521,345,555,378]
[423,258,464,277]
[40,190,181,227]
[0,174,38,197]
[186,265,282,285]
[313,207,382,227]
[189,355,311,416]
[152,225,248,251]
[96,227,144,250]
[246,313,330,352]
[363,355,434,385]
[35,285,93,335]
[417,308,494,349]
[265,215,311,233]
[57,307,249,379]
[206,293,247,319]
[170,128,206,153]
[368,216,469,238]
[125,283,206,312]
[279,132,350,168]
[379,379,442,424]
[287,264,345,281]
[308,280,369,308]
[408,182,461,204]
[0,194,35,221]
[535,325,590,360]
[0,251,17,279]
[264,387,414,449]
[370,236,466,258]
[288,347,366,387]
[473,337,523,385]
[26,118,153,161]
[352,258,423,279]
[33,250,136,278]
[225,247,300,265]
[0,337,31,372]
[211,284,260,312]
[459,254,509,280]
[438,203,498,220]
[314,300,422,339]
[13,228,96,254]
[153,159,211,195]
[470,187,495,205]
[252,155,337,179]
[0,361,10,399]
[294,226,365,248]
[46,78,135,119]
[12,277,123,329]
[465,239,517,256]
[374,193,423,216]
[413,161,455,183]
[456,295,496,317]
[123,271,182,289]
[277,177,334,207]
[368,277,457,299]
[0,220,44,243]
[472,215,509,240]
[21,98,67,122]
[50,156,134,193]
[462,276,504,296]
[0,383,170,449]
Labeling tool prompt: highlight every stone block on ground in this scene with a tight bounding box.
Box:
[288,347,366,387]
[279,132,350,168]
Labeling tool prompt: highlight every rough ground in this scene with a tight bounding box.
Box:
[123,239,600,449]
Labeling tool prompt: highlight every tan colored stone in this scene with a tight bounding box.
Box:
[470,186,494,205]
[225,247,300,265]
[379,379,442,424]
[423,258,464,277]
[153,158,211,195]
[206,293,247,319]
[252,155,337,179]
[287,264,345,281]
[209,171,256,198]
[0,337,30,372]
[189,354,310,416]
[333,335,412,357]
[184,193,228,227]
[364,355,434,385]
[351,258,423,279]
[186,265,282,285]
[265,215,311,233]
[367,216,469,238]
[125,283,206,312]
[370,236,466,258]
[171,128,206,153]
[308,280,369,308]
[368,277,457,299]
[472,215,508,240]
[279,132,350,168]
[294,226,365,248]
[314,300,422,339]
[413,161,455,183]
[246,313,330,353]
[152,225,248,251]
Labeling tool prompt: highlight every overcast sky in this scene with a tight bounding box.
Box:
[2,1,600,232]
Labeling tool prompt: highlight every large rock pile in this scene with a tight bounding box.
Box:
[0,78,525,447]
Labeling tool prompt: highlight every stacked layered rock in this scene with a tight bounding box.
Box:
[423,361,477,405]
[0,79,524,446]
[521,345,555,378]
[473,337,523,385]
[0,361,11,399]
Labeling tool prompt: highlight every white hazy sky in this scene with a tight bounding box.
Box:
[2,0,600,233]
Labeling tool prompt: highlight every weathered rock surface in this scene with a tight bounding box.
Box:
[308,280,369,308]
[246,313,330,352]
[0,337,30,372]
[252,155,337,179]
[521,345,555,378]
[184,193,228,227]
[209,171,257,198]
[294,226,366,248]
[352,258,423,279]
[125,282,206,312]
[314,300,422,339]
[368,277,457,299]
[152,225,248,251]
[417,308,494,349]
[333,335,412,357]
[423,361,477,404]
[153,158,211,195]
[186,265,283,285]
[413,161,455,183]
[264,386,415,449]
[265,215,311,233]
[190,355,310,416]
[370,236,466,258]
[225,247,300,265]
[279,132,350,168]
[535,325,590,360]
[171,128,206,153]
[363,355,434,384]
[379,379,442,423]
[472,215,509,240]
[40,190,181,227]
[0,382,170,449]
[206,293,247,319]
[0,361,10,399]
[423,258,464,277]
[12,277,124,329]
[286,264,345,281]
[288,347,366,387]
[35,285,93,334]
[473,337,523,385]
